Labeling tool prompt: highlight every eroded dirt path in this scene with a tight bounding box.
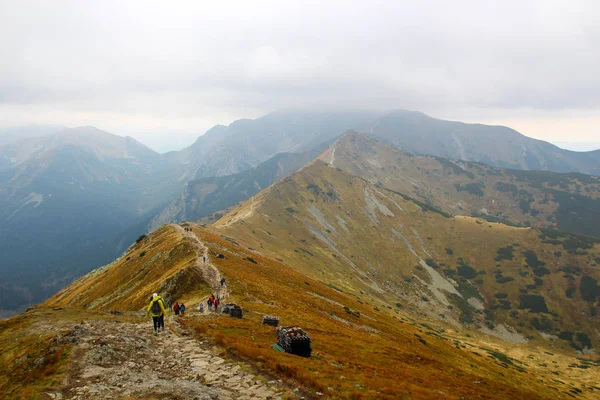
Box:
[44,316,287,400]
[173,224,228,306]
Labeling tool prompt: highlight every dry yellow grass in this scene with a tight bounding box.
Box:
[0,307,138,399]
[46,225,207,311]
[178,230,575,399]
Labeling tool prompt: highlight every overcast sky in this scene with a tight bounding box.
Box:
[0,0,598,152]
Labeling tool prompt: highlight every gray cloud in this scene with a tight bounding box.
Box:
[0,0,598,150]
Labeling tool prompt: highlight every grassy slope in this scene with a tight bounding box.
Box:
[324,132,600,236]
[183,230,558,399]
[46,225,209,311]
[23,218,599,399]
[0,307,137,399]
[214,160,600,351]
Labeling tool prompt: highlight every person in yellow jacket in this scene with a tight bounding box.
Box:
[146,293,166,335]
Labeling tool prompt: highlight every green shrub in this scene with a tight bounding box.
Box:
[445,248,454,255]
[495,246,514,261]
[136,234,147,243]
[519,199,532,214]
[580,276,600,302]
[139,251,147,258]
[496,275,515,284]
[496,299,511,309]
[559,266,582,276]
[565,286,576,298]
[530,316,553,332]
[442,269,456,277]
[495,293,508,299]
[458,264,477,279]
[533,266,551,277]
[455,182,485,197]
[575,332,592,349]
[523,250,545,269]
[558,331,573,341]
[518,295,548,313]
[496,182,518,194]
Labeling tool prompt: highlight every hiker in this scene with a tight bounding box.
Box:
[146,293,166,335]
[180,303,186,316]
[173,302,180,315]
[220,277,225,287]
[203,256,206,263]
[198,302,204,313]
[207,298,213,312]
[214,298,220,312]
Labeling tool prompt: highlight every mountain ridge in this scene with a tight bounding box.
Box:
[320,131,600,237]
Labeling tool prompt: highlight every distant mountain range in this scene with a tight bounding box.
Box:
[0,125,65,147]
[1,110,600,315]
[0,126,184,312]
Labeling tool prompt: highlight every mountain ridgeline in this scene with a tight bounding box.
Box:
[1,110,600,316]
[323,132,600,238]
[215,155,600,351]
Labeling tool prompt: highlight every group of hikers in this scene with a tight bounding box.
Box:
[145,295,190,335]
[184,227,193,232]
[207,294,220,312]
[172,301,186,315]
[146,279,227,334]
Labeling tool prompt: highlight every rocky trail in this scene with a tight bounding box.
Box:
[174,224,229,307]
[42,315,289,400]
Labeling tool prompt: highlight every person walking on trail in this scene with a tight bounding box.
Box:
[203,256,206,263]
[147,293,166,335]
[180,303,186,316]
[220,277,225,287]
[207,298,213,312]
[214,298,220,312]
[198,302,204,313]
[173,302,180,315]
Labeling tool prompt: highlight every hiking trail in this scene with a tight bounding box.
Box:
[40,223,295,399]
[42,316,289,399]
[173,223,229,308]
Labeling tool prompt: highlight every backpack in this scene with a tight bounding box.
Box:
[151,299,161,314]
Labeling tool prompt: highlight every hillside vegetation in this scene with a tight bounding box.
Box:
[46,226,209,311]
[38,224,600,399]
[322,132,600,237]
[215,159,600,352]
